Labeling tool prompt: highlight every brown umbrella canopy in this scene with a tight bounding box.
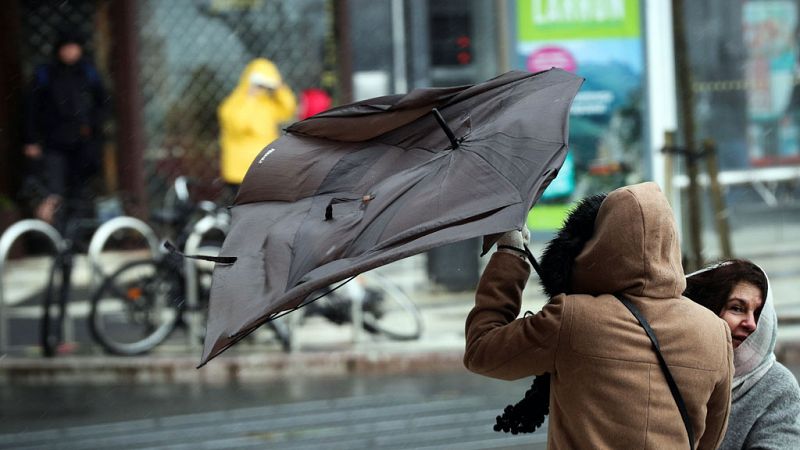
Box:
[200,68,583,365]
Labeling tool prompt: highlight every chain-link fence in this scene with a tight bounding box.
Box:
[136,0,332,207]
[18,0,333,214]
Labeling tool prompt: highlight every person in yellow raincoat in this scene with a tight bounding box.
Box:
[218,58,296,190]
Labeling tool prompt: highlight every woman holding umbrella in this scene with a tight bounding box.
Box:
[464,182,732,449]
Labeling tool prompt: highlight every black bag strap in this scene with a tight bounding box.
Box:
[615,295,695,450]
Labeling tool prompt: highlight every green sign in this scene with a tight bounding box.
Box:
[517,0,640,40]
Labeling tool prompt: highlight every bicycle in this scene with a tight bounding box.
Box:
[38,202,160,357]
[14,176,93,356]
[88,177,292,356]
[38,197,106,357]
[297,269,424,342]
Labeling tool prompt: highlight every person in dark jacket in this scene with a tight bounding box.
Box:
[22,32,106,228]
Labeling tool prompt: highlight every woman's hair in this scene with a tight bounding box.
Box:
[683,259,767,320]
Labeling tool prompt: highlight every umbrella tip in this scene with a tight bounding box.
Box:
[431,108,459,150]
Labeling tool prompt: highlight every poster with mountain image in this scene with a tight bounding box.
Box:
[515,0,643,206]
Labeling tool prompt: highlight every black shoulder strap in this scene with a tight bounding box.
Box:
[615,295,695,450]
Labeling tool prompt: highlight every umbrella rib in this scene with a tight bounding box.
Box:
[369,205,511,253]
[461,140,566,200]
[491,130,566,146]
[198,275,358,367]
[431,108,460,149]
[458,143,528,188]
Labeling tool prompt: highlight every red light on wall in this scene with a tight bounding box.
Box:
[456,35,471,64]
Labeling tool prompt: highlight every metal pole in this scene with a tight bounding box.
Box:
[350,283,364,345]
[664,131,676,207]
[646,0,679,193]
[333,0,353,104]
[0,0,23,197]
[494,0,510,72]
[672,0,703,271]
[703,139,733,259]
[110,0,147,218]
[391,0,407,94]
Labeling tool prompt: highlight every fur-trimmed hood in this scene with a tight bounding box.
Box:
[538,193,606,297]
[539,182,685,300]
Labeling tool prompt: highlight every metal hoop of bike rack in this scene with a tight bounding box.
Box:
[87,216,160,286]
[0,219,65,354]
[183,213,230,349]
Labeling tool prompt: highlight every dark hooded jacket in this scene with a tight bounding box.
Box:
[23,36,106,148]
[464,182,733,449]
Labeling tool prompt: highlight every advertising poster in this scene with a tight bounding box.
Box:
[743,0,800,164]
[515,0,644,228]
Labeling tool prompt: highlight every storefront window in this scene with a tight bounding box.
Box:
[682,0,800,256]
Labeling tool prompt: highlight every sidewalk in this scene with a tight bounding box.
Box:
[2,245,800,385]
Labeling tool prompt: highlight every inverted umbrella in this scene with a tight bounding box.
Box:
[200,68,583,365]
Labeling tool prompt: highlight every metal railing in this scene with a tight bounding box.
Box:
[0,220,64,353]
[87,216,161,284]
[0,217,159,355]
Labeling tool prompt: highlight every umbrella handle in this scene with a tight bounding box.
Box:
[523,244,544,279]
[497,243,544,279]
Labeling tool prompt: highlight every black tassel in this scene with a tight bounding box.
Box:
[493,374,550,434]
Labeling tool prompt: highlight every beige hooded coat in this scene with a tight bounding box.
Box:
[465,182,733,449]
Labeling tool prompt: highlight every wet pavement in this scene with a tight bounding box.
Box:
[3,365,800,449]
[0,372,547,449]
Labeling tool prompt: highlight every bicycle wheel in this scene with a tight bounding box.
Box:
[40,254,69,357]
[89,259,182,355]
[358,271,424,341]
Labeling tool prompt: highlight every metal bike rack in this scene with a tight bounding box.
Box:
[87,216,160,286]
[0,220,64,354]
[183,212,229,350]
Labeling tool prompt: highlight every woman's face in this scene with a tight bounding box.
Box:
[719,281,763,348]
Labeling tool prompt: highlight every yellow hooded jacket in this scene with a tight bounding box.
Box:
[218,58,297,184]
